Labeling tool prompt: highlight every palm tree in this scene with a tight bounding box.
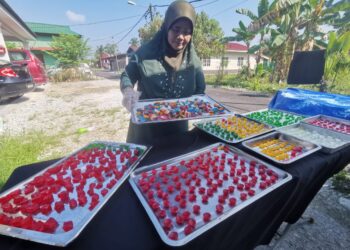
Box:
[236,0,270,64]
[247,0,350,82]
[226,21,255,77]
[95,45,104,68]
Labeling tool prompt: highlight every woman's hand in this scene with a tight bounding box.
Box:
[122,87,141,112]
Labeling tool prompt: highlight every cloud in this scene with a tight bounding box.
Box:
[66,10,86,23]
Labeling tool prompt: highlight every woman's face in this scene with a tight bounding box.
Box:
[167,18,192,51]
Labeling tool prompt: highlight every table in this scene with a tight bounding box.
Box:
[0,129,349,250]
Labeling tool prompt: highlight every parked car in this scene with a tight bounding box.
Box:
[8,49,48,85]
[0,59,34,100]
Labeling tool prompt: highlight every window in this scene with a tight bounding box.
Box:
[221,57,229,67]
[237,57,244,67]
[202,58,211,67]
[9,51,28,61]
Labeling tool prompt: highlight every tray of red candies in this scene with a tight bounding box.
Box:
[302,115,350,135]
[129,143,292,246]
[0,141,150,246]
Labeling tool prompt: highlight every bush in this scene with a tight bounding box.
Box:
[49,68,95,83]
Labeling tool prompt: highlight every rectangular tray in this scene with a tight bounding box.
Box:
[301,115,350,135]
[242,132,321,164]
[278,123,350,154]
[129,143,292,246]
[131,94,232,124]
[243,108,305,128]
[0,141,150,246]
[194,114,273,143]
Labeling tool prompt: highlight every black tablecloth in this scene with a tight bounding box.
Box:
[1,129,349,250]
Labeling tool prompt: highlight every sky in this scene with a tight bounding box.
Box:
[6,0,257,55]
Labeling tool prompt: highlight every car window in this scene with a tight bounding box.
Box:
[9,51,28,61]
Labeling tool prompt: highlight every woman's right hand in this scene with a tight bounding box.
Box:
[122,87,141,112]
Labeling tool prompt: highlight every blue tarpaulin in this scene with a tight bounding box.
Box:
[268,88,350,120]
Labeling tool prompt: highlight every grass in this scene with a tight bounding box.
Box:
[0,132,60,190]
[205,69,350,96]
[205,74,285,94]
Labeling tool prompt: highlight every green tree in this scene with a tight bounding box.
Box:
[129,37,140,47]
[325,31,350,86]
[138,14,163,44]
[104,43,118,56]
[5,42,18,49]
[48,34,89,68]
[192,12,225,59]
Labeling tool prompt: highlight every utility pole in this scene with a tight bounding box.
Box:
[148,4,154,22]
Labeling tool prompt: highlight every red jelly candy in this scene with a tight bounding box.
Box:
[170,206,178,216]
[184,225,194,235]
[229,197,236,207]
[216,204,224,214]
[40,204,52,215]
[202,195,208,204]
[54,202,65,213]
[176,215,184,225]
[44,217,59,233]
[168,231,178,240]
[69,199,78,209]
[240,193,247,201]
[163,218,173,230]
[248,189,255,196]
[63,221,73,232]
[158,209,166,219]
[203,212,211,222]
[193,205,200,215]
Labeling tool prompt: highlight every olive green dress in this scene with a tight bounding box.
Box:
[120,1,205,145]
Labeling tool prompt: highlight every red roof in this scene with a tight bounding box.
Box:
[225,42,248,51]
[30,47,54,51]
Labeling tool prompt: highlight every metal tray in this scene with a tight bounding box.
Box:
[243,132,321,164]
[243,108,305,128]
[278,123,350,154]
[129,143,292,246]
[194,114,273,143]
[301,115,350,135]
[0,141,150,246]
[131,94,232,124]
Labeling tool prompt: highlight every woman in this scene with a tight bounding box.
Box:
[121,0,206,145]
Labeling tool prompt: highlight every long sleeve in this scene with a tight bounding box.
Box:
[195,65,206,94]
[120,54,141,92]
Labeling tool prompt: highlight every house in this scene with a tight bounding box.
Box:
[0,0,35,61]
[106,45,138,71]
[24,22,81,68]
[201,42,269,74]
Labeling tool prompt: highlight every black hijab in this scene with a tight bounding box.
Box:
[162,0,196,70]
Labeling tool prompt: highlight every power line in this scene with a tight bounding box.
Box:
[212,0,249,17]
[194,0,220,8]
[116,9,149,44]
[70,14,143,26]
[89,24,137,42]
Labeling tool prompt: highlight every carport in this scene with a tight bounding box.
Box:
[0,0,35,61]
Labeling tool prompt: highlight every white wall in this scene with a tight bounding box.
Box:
[202,51,257,72]
[0,24,10,61]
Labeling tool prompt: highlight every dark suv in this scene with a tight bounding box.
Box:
[0,59,34,100]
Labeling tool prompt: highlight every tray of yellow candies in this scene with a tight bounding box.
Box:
[194,114,273,143]
[242,132,321,164]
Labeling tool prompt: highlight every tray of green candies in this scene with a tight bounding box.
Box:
[243,109,305,128]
